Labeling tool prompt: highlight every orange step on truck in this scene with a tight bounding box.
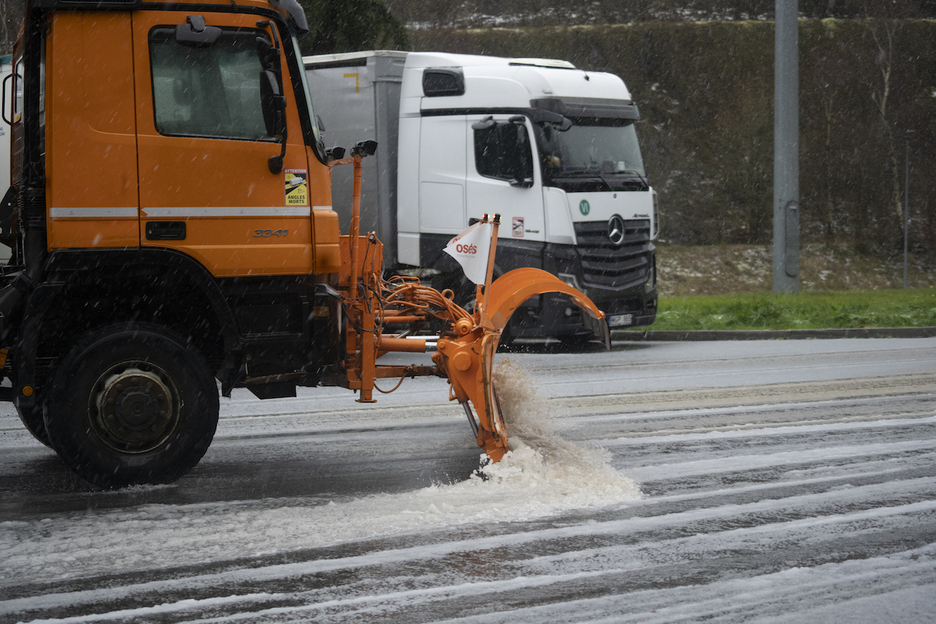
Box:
[0,0,608,488]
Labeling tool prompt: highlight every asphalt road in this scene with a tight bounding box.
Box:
[1,337,935,623]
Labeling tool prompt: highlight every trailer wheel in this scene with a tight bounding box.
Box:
[43,323,219,488]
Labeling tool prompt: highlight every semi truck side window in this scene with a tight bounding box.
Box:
[474,122,533,184]
[149,27,271,140]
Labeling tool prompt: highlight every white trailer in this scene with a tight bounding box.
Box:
[305,51,658,340]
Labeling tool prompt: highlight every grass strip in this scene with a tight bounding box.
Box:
[639,288,936,332]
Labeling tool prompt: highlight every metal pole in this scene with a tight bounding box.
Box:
[904,133,910,288]
[774,0,799,293]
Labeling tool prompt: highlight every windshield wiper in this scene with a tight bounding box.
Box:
[595,168,615,191]
[617,168,650,190]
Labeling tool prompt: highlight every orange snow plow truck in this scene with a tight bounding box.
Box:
[0,0,609,488]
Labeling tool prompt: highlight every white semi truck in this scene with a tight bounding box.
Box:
[304,51,658,341]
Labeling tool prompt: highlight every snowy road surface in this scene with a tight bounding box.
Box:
[1,337,935,623]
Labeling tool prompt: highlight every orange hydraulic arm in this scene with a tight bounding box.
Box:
[331,147,607,461]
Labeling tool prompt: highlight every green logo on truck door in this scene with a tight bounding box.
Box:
[579,200,590,216]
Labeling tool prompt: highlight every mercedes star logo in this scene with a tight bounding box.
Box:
[607,215,625,245]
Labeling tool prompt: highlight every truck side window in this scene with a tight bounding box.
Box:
[474,122,533,185]
[149,27,271,140]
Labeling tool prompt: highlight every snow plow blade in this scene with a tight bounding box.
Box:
[433,267,608,461]
[337,199,608,463]
[483,267,611,348]
[434,329,508,461]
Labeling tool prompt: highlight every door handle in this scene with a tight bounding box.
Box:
[146,221,186,241]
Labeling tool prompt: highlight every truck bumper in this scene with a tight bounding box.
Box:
[508,283,657,340]
[419,234,657,341]
[508,241,657,340]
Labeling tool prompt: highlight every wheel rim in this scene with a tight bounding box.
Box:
[90,365,180,453]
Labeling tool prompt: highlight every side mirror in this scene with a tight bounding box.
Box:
[260,69,286,137]
[471,116,495,131]
[350,140,378,157]
[260,69,287,174]
[256,37,280,71]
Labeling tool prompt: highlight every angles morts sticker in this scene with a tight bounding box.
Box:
[284,169,308,206]
[512,217,524,237]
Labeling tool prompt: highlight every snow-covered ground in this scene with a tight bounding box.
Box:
[1,338,934,622]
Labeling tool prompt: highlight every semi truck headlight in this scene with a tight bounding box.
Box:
[644,260,656,293]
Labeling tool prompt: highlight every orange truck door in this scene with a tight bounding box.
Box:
[133,11,313,277]
[46,12,141,250]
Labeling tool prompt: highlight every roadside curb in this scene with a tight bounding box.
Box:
[613,327,936,341]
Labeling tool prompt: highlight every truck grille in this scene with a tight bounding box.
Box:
[574,219,652,291]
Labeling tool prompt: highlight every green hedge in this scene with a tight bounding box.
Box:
[649,288,936,331]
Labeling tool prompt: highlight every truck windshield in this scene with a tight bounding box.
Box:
[537,119,647,192]
[288,27,322,147]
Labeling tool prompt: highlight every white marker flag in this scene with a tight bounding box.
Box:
[443,221,493,285]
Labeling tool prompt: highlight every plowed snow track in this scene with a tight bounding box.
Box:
[1,338,934,623]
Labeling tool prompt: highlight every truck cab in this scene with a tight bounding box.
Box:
[306,51,658,342]
[0,0,346,486]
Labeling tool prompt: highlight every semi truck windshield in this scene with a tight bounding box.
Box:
[538,119,646,191]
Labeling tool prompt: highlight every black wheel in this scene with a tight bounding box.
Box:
[16,404,52,447]
[43,323,219,488]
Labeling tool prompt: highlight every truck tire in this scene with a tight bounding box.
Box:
[16,405,52,447]
[43,323,219,488]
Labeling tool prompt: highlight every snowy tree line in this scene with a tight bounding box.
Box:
[0,0,409,55]
[2,0,934,52]
[413,19,936,255]
[385,0,936,29]
[0,1,931,257]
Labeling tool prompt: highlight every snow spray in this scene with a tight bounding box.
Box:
[468,358,643,504]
